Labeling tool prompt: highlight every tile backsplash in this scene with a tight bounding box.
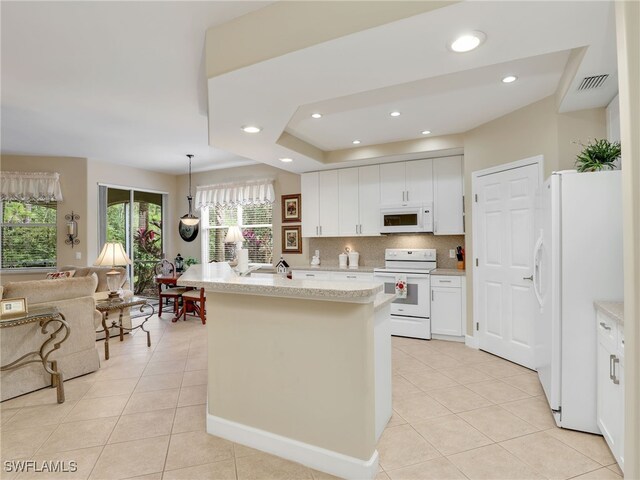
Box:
[308,234,466,269]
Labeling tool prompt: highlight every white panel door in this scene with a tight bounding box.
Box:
[358,165,380,235]
[301,172,319,237]
[406,159,433,205]
[434,156,464,235]
[318,170,340,236]
[475,163,539,368]
[338,168,360,236]
[380,162,406,205]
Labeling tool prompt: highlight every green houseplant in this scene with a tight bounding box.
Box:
[574,138,621,172]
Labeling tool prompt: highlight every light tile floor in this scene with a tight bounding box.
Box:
[0,314,622,480]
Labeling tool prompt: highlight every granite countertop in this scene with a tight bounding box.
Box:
[290,265,380,273]
[594,301,624,326]
[178,263,382,302]
[430,268,466,276]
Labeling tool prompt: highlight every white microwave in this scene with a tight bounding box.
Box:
[380,204,433,233]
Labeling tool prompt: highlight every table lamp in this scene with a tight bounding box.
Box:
[224,226,248,271]
[94,242,132,299]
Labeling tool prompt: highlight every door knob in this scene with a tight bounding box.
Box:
[523,275,533,281]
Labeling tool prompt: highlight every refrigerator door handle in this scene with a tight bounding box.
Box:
[532,231,544,307]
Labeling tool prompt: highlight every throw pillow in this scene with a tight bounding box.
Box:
[45,270,75,280]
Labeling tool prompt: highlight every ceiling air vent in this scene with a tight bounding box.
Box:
[577,74,609,91]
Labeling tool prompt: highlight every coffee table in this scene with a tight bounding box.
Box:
[96,296,154,360]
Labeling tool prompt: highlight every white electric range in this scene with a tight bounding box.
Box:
[374,248,436,339]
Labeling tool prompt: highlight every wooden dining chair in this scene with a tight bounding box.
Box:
[177,288,206,325]
[158,287,187,318]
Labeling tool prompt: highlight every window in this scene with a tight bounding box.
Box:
[1,201,57,269]
[203,203,273,265]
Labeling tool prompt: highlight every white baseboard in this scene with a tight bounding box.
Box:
[207,413,379,480]
[432,334,465,343]
[465,334,480,349]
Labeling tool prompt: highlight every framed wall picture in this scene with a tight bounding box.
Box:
[282,225,302,254]
[0,297,27,318]
[281,194,301,223]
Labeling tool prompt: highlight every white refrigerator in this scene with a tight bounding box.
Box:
[534,170,623,433]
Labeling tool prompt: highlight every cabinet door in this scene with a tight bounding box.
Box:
[617,360,624,470]
[338,168,360,236]
[301,172,319,237]
[380,162,406,205]
[431,286,462,336]
[318,170,340,236]
[597,339,618,452]
[358,165,380,236]
[406,159,433,205]
[433,156,464,235]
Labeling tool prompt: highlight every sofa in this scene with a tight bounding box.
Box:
[0,275,101,401]
[59,266,134,340]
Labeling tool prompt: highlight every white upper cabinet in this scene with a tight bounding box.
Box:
[302,156,463,238]
[433,156,464,235]
[406,159,433,205]
[318,170,340,237]
[301,172,319,237]
[358,165,381,235]
[380,163,406,205]
[302,171,340,237]
[380,159,433,206]
[338,165,381,236]
[338,168,359,236]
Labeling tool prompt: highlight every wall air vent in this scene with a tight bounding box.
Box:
[577,74,609,91]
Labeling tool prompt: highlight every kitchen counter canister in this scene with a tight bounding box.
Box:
[177,263,391,480]
[430,268,466,276]
[179,263,382,302]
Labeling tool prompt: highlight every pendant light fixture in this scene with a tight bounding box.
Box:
[180,154,199,227]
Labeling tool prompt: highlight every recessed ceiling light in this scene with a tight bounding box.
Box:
[311,113,322,119]
[352,140,361,145]
[241,125,261,133]
[449,31,486,53]
[421,130,431,135]
[279,157,293,163]
[390,111,401,117]
[502,75,518,83]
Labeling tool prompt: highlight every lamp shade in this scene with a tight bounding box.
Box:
[94,242,132,267]
[224,226,244,243]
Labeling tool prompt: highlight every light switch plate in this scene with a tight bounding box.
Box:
[449,249,455,258]
[75,252,82,260]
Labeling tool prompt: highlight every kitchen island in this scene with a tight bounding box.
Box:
[178,263,392,480]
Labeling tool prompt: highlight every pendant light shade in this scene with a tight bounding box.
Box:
[180,154,199,227]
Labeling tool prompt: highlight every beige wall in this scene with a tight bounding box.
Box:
[462,96,607,334]
[0,155,88,285]
[85,159,178,263]
[174,163,307,267]
[309,234,464,270]
[616,1,640,477]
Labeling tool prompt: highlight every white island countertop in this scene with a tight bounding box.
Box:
[178,263,383,302]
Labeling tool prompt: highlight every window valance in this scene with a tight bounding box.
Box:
[0,171,63,202]
[196,179,275,207]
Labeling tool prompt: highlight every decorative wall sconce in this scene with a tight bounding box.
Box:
[65,211,80,248]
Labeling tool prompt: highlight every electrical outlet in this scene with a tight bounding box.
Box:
[449,249,455,258]
[75,252,82,260]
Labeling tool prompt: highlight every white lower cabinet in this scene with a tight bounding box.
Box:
[596,310,624,471]
[430,275,465,339]
[291,270,373,282]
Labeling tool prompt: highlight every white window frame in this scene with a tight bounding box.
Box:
[201,204,273,267]
[0,200,58,273]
